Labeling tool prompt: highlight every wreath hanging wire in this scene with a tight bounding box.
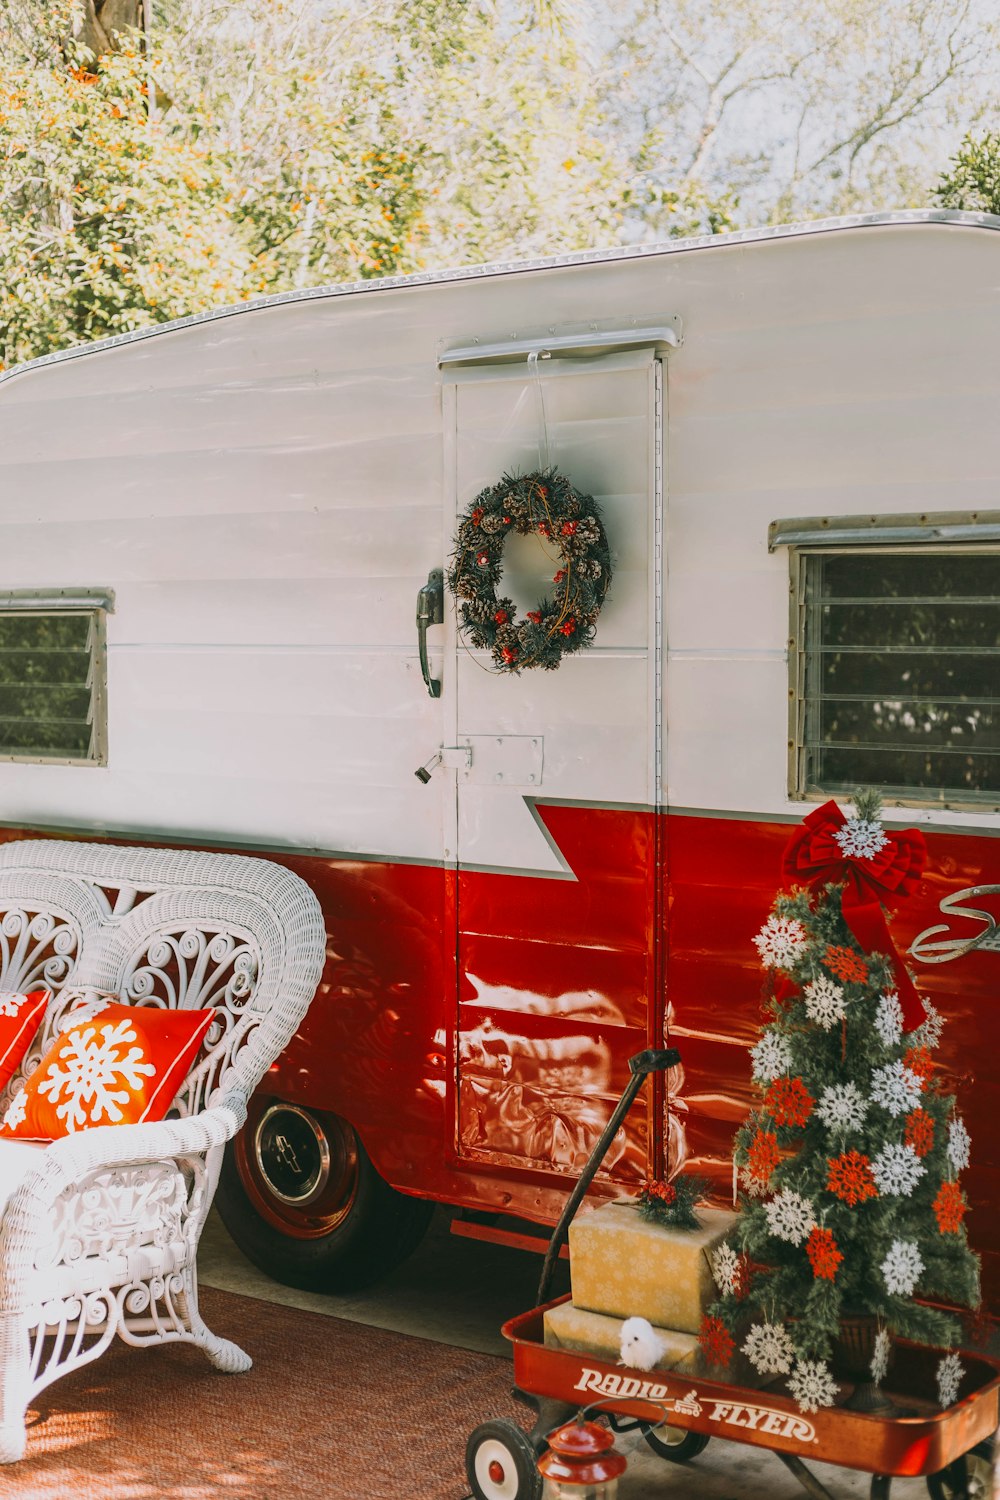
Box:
[447,468,613,673]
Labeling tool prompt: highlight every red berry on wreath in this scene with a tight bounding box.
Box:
[502,514,512,524]
[476,551,489,567]
[558,617,576,636]
[501,646,518,664]
[553,568,566,584]
[527,610,543,624]
[537,521,551,538]
[494,608,509,624]
[561,520,578,536]
[471,507,484,525]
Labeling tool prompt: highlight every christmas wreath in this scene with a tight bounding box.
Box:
[447,469,612,673]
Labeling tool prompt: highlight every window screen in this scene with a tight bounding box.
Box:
[794,551,1000,805]
[0,609,106,764]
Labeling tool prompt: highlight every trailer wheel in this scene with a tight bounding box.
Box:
[643,1423,711,1463]
[926,1439,993,1500]
[466,1420,542,1500]
[216,1097,433,1292]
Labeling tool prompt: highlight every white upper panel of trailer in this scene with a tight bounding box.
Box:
[0,211,997,867]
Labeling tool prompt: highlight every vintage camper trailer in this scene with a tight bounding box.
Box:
[0,210,998,1304]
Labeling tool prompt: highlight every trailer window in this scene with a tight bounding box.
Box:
[0,599,108,766]
[793,550,1000,807]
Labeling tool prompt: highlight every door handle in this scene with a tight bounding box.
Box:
[416,568,444,698]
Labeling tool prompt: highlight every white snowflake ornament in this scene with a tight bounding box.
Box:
[750,1030,793,1085]
[871,1329,891,1386]
[913,999,944,1051]
[739,1166,770,1199]
[948,1117,971,1174]
[764,1189,816,1246]
[874,991,903,1048]
[787,1358,840,1414]
[753,916,809,970]
[870,1060,923,1118]
[881,1239,924,1297]
[936,1353,964,1408]
[816,1081,869,1134]
[871,1143,925,1197]
[0,992,30,1019]
[711,1243,742,1297]
[803,975,846,1031]
[38,1018,156,1131]
[742,1321,795,1376]
[834,818,889,862]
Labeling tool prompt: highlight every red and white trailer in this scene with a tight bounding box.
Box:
[0,210,998,1303]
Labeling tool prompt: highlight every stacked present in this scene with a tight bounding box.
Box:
[544,1197,756,1379]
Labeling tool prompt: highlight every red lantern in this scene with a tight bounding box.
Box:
[537,1416,627,1498]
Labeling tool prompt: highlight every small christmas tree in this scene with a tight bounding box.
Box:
[706,791,980,1415]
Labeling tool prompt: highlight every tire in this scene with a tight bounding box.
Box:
[643,1423,711,1463]
[216,1096,434,1293]
[926,1441,993,1500]
[466,1420,542,1500]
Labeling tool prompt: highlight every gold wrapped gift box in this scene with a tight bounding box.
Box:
[568,1200,740,1335]
[543,1300,699,1370]
[542,1300,767,1387]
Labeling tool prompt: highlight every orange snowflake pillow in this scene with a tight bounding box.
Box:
[0,1000,214,1140]
[0,989,50,1094]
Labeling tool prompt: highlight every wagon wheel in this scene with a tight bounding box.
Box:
[643,1423,711,1463]
[466,1419,543,1500]
[925,1439,994,1500]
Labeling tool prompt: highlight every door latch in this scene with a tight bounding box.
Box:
[416,568,444,698]
[414,745,473,783]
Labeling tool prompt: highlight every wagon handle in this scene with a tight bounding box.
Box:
[536,1046,681,1306]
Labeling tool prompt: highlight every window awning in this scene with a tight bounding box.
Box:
[769,512,1000,552]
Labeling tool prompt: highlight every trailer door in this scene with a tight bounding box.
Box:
[442,337,668,1195]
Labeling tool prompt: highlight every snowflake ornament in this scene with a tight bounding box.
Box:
[787,1358,840,1414]
[2,1087,26,1131]
[833,818,889,862]
[739,1166,770,1198]
[874,991,904,1048]
[936,1353,965,1408]
[913,999,944,1052]
[742,1321,796,1376]
[753,916,809,970]
[871,1329,891,1386]
[881,1239,924,1297]
[871,1143,925,1198]
[803,975,846,1031]
[711,1243,742,1297]
[816,1082,869,1134]
[948,1117,971,1174]
[870,1060,923,1118]
[764,1189,816,1246]
[37,1018,156,1130]
[750,1030,794,1085]
[0,992,30,1019]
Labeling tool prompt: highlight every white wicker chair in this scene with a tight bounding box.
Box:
[0,838,326,1461]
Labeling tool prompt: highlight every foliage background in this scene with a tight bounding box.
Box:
[1,0,998,368]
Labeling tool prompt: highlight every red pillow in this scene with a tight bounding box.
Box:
[0,989,49,1095]
[0,1001,213,1139]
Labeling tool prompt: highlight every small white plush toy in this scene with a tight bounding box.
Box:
[619,1316,666,1372]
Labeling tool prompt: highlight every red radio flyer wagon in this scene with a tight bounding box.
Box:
[465,1051,1000,1500]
